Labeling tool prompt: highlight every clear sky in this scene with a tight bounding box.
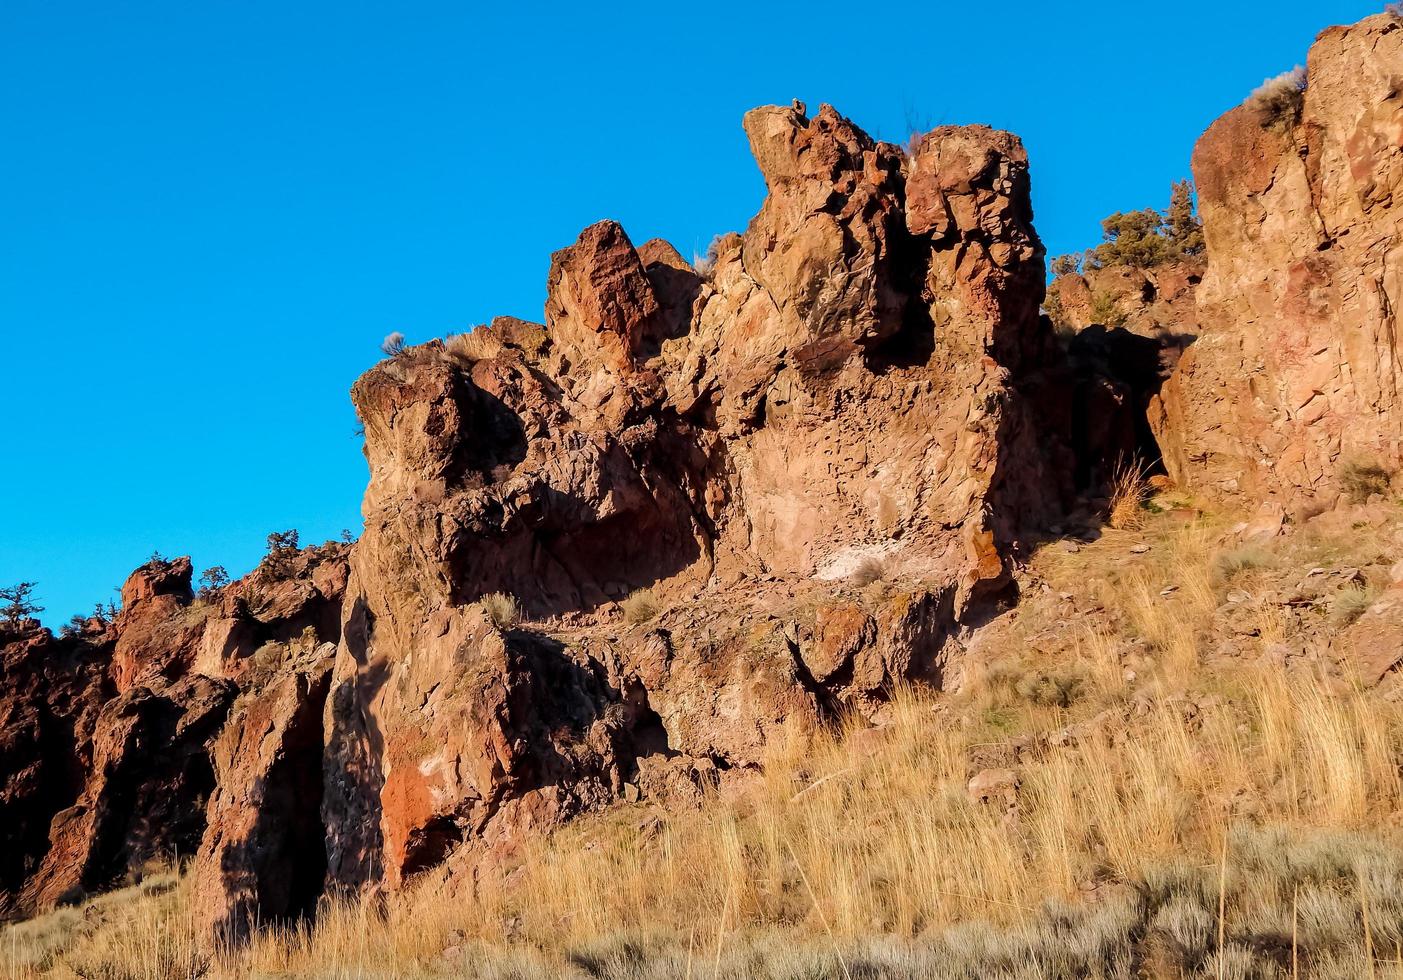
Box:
[0,0,1382,626]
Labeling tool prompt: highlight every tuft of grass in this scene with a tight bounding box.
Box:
[1330,585,1378,629]
[1215,545,1274,585]
[620,589,660,626]
[1340,460,1393,504]
[1108,459,1151,531]
[447,327,506,367]
[479,591,521,629]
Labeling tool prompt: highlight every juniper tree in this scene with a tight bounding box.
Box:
[0,582,43,625]
[1165,179,1204,259]
[199,565,230,595]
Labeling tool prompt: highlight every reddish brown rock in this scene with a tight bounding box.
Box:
[0,626,106,919]
[544,219,661,373]
[0,545,348,923]
[1153,14,1403,504]
[22,673,233,911]
[194,643,335,946]
[326,102,1073,899]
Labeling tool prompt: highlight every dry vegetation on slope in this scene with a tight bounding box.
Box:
[10,492,1403,979]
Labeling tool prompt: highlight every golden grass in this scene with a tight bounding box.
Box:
[11,519,1403,978]
[1107,460,1151,531]
[446,327,505,366]
[478,591,520,629]
[620,588,660,625]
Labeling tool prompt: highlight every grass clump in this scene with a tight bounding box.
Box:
[1340,460,1392,504]
[1108,459,1150,531]
[1215,545,1274,585]
[620,588,660,625]
[447,327,505,367]
[1330,585,1378,629]
[849,555,888,588]
[479,591,520,629]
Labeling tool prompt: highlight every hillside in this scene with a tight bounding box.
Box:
[2,11,1401,979]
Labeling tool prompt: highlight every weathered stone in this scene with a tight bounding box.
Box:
[1153,14,1403,504]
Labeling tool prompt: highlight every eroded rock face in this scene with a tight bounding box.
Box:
[21,674,234,912]
[0,547,348,922]
[1154,14,1403,504]
[194,643,335,946]
[0,626,106,918]
[326,102,1072,893]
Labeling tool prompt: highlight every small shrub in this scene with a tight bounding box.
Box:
[621,589,660,625]
[1388,1,1403,20]
[1340,460,1392,503]
[692,235,726,279]
[1089,290,1126,328]
[1215,545,1273,583]
[380,331,406,357]
[1014,669,1085,708]
[480,592,520,628]
[1330,585,1377,628]
[1049,254,1082,278]
[1248,66,1307,127]
[246,641,287,687]
[849,555,888,587]
[198,565,229,596]
[264,530,300,576]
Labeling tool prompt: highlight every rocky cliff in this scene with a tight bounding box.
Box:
[3,12,1400,947]
[320,103,1076,902]
[1153,13,1403,505]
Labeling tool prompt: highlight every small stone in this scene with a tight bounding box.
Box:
[1060,540,1081,554]
[967,768,1020,808]
[1130,544,1150,554]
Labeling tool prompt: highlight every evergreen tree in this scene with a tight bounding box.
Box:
[0,582,43,625]
[1165,179,1204,259]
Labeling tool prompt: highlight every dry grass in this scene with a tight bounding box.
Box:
[11,519,1403,978]
[620,588,660,625]
[15,657,1403,977]
[1107,460,1151,531]
[479,591,520,629]
[447,327,506,367]
[1341,460,1393,504]
[849,555,888,588]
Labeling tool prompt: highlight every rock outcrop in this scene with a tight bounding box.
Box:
[10,16,1397,940]
[0,547,348,921]
[323,101,1074,894]
[1153,13,1403,504]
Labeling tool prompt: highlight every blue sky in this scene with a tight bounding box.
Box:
[0,0,1381,625]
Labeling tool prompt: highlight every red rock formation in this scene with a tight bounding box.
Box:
[0,547,347,921]
[1153,14,1403,504]
[322,102,1073,898]
[194,643,335,945]
[0,625,106,918]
